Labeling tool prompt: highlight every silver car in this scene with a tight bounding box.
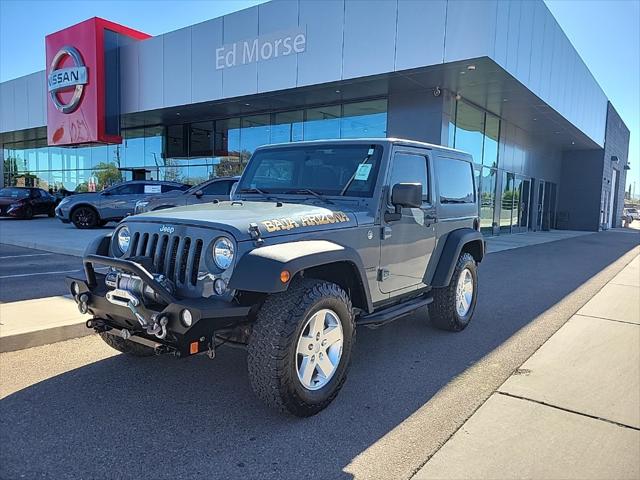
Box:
[134,176,239,214]
[56,180,189,229]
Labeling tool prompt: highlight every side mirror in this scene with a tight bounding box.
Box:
[194,190,204,198]
[391,183,422,209]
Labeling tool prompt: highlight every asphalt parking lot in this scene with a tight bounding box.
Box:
[0,244,84,302]
[1,230,638,480]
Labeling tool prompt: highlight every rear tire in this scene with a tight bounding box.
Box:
[48,207,55,218]
[99,331,155,357]
[71,206,99,229]
[247,279,355,417]
[428,252,478,332]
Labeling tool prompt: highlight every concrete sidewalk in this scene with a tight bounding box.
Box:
[414,255,640,480]
[0,296,92,353]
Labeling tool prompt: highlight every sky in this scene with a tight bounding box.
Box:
[0,0,638,192]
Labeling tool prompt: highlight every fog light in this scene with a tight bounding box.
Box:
[181,309,193,327]
[214,278,227,296]
[71,282,80,296]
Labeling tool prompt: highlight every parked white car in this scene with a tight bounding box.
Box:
[624,207,639,222]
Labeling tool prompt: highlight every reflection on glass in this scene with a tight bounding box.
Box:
[271,110,303,144]
[304,105,340,141]
[214,118,242,176]
[511,176,522,228]
[483,114,499,168]
[189,121,213,157]
[453,101,485,165]
[122,128,145,168]
[480,167,496,234]
[500,172,514,232]
[241,115,270,161]
[341,99,387,138]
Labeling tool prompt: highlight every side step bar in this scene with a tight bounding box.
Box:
[356,294,433,328]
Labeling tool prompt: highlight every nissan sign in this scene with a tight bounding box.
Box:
[47,46,88,114]
[216,29,306,70]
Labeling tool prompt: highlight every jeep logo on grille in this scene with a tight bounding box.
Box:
[159,225,175,234]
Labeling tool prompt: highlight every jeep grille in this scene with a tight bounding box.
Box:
[128,232,203,288]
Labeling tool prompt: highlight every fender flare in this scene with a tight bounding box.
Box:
[228,240,373,312]
[84,233,112,257]
[431,228,484,287]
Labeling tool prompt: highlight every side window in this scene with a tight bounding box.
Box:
[201,181,229,195]
[435,157,475,204]
[388,152,429,201]
[111,184,143,195]
[160,184,183,193]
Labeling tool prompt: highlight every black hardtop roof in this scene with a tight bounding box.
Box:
[255,138,472,161]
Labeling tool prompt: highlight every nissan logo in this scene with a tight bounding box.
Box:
[47,45,88,114]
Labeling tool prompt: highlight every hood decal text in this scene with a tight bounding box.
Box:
[261,211,350,233]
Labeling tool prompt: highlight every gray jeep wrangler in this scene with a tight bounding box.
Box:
[67,138,484,417]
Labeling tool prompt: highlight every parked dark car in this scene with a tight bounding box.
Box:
[0,187,56,219]
[55,180,190,229]
[134,176,239,214]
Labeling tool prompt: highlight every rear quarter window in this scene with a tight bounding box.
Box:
[435,157,475,204]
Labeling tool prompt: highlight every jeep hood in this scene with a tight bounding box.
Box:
[127,201,360,240]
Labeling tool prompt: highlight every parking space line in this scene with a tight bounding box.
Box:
[0,253,54,259]
[0,269,83,279]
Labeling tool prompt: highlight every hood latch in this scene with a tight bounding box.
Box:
[248,223,264,247]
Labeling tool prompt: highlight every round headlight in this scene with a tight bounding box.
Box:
[213,237,234,270]
[116,226,131,254]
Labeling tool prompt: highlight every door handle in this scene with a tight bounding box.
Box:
[424,213,437,226]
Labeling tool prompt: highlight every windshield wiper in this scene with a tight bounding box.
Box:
[237,187,279,203]
[285,188,334,205]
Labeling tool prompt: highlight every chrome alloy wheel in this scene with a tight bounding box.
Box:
[295,308,344,391]
[455,268,474,317]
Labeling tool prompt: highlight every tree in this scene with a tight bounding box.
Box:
[93,162,122,189]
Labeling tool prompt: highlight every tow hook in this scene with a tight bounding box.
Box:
[105,288,169,340]
[77,293,90,314]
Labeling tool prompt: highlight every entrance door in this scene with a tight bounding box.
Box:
[379,149,436,294]
[536,180,545,231]
[515,178,531,232]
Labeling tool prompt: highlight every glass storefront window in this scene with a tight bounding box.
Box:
[271,110,303,144]
[304,105,341,141]
[480,167,497,234]
[214,118,242,176]
[453,101,485,165]
[145,126,164,171]
[166,124,187,158]
[122,128,145,168]
[240,115,270,161]
[341,99,387,138]
[189,121,213,157]
[483,113,499,168]
[500,172,515,232]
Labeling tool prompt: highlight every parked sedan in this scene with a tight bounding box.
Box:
[56,180,190,229]
[134,176,239,214]
[624,207,639,222]
[0,187,56,219]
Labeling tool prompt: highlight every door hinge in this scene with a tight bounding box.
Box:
[377,268,390,281]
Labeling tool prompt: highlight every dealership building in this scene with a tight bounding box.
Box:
[0,0,630,233]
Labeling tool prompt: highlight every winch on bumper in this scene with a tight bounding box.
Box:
[66,254,251,357]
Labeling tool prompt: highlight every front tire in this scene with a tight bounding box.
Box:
[23,206,33,220]
[247,279,355,417]
[71,206,99,229]
[98,331,155,357]
[428,252,478,331]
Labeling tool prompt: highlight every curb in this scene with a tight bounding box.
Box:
[0,237,85,257]
[0,321,94,353]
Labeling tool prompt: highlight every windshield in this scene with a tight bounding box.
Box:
[236,144,383,197]
[0,188,29,199]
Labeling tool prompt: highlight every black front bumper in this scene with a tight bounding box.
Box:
[66,255,252,357]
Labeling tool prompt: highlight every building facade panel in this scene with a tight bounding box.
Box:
[297,0,344,87]
[221,5,259,98]
[444,0,496,64]
[256,0,299,93]
[394,0,446,70]
[342,0,397,80]
[190,18,224,104]
[137,36,164,111]
[162,28,192,108]
[119,41,140,113]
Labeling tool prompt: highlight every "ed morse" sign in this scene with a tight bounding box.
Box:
[216,28,306,70]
